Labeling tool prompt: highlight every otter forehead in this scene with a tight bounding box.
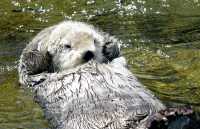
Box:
[49,21,104,46]
[69,32,95,50]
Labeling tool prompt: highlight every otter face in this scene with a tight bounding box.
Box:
[47,29,104,71]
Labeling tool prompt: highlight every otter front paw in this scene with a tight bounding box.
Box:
[28,73,49,87]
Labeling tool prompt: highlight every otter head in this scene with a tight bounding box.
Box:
[45,21,120,72]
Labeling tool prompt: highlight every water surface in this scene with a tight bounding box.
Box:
[1,0,200,128]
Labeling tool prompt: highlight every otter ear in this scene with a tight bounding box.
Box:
[102,35,120,62]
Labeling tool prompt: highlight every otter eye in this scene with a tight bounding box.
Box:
[94,39,98,44]
[64,44,71,49]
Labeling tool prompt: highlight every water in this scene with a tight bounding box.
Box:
[0,0,200,128]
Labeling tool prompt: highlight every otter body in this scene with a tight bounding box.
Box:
[34,58,165,129]
[18,21,166,129]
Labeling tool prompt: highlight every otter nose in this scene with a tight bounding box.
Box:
[83,51,94,61]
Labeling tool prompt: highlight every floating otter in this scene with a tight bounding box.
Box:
[18,21,193,129]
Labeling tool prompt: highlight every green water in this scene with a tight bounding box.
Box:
[1,0,200,128]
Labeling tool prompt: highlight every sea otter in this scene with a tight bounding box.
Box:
[18,21,193,129]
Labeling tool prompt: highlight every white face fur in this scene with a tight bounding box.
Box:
[47,21,105,71]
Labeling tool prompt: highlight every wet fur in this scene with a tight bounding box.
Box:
[18,21,166,129]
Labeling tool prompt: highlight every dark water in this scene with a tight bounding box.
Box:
[1,0,200,128]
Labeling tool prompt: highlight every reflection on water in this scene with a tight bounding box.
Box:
[1,0,200,128]
[0,71,49,129]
